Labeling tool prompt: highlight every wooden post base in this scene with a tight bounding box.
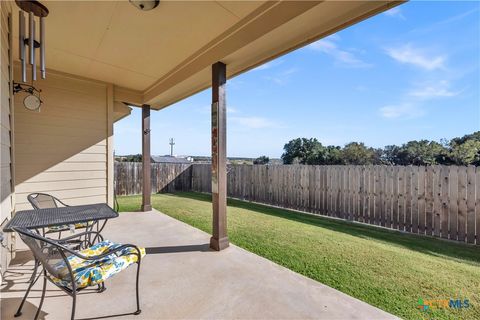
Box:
[210,236,229,251]
[141,204,152,212]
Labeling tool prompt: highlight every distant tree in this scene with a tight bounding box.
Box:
[449,140,480,165]
[281,138,324,164]
[446,131,480,165]
[119,154,142,162]
[372,148,387,165]
[281,138,301,164]
[341,142,377,165]
[450,131,480,145]
[253,156,270,165]
[304,145,343,165]
[392,140,447,165]
[132,154,143,162]
[281,131,480,167]
[306,144,327,164]
[382,145,400,165]
[324,146,343,165]
[305,146,326,165]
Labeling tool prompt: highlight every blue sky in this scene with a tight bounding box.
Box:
[115,1,480,158]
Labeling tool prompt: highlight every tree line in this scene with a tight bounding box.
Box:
[281,131,480,166]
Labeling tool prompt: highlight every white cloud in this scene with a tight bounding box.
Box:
[408,80,461,99]
[309,36,371,68]
[264,68,298,85]
[379,103,425,119]
[385,44,446,70]
[384,7,405,20]
[379,80,461,119]
[230,116,282,129]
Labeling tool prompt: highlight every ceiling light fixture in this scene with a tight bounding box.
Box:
[129,0,160,11]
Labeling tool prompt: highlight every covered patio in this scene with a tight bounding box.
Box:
[1,209,396,319]
[1,0,404,318]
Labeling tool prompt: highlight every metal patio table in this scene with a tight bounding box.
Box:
[3,203,119,317]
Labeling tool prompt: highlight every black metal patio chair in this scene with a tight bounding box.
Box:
[13,227,145,320]
[27,193,95,236]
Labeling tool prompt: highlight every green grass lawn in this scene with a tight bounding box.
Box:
[118,192,479,320]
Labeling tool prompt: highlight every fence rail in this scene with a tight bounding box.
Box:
[116,162,479,244]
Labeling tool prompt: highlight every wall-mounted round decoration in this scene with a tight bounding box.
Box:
[13,82,43,111]
[23,94,42,111]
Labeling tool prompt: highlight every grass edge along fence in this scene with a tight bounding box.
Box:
[115,162,479,245]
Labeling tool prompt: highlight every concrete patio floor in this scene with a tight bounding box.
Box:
[1,210,397,320]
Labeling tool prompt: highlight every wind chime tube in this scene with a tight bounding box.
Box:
[32,18,36,81]
[29,12,34,65]
[19,11,26,82]
[40,17,45,79]
[19,11,24,61]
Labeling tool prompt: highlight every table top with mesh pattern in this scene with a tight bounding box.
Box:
[3,203,118,232]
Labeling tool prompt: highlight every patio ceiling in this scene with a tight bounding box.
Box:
[13,1,402,109]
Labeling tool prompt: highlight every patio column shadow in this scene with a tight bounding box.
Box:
[145,243,211,254]
[9,250,34,265]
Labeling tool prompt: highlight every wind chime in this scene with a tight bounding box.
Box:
[14,0,49,111]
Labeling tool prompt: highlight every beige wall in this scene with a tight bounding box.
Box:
[1,0,117,275]
[14,69,114,211]
[0,0,14,275]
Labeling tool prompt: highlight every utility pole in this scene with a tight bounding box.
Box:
[169,138,175,156]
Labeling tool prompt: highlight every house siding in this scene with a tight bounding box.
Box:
[0,0,14,276]
[14,69,113,211]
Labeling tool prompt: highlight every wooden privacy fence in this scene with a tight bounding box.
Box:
[192,164,479,244]
[115,162,192,195]
[116,162,480,244]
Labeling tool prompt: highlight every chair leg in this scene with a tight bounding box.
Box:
[97,282,106,293]
[14,260,40,317]
[71,290,77,320]
[34,272,47,320]
[29,261,39,282]
[134,261,141,315]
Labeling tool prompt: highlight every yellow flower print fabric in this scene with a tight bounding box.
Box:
[51,240,146,289]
